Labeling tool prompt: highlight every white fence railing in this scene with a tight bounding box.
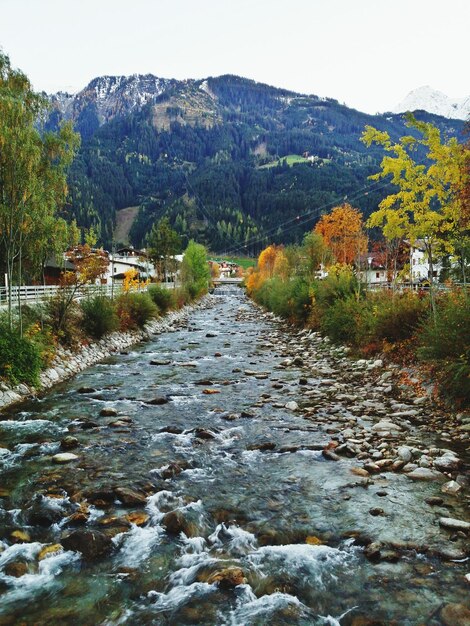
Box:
[0,283,152,309]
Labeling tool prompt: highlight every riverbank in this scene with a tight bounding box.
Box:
[0,295,213,412]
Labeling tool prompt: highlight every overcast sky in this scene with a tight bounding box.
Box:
[1,0,468,113]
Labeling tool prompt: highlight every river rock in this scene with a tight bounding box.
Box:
[60,436,79,450]
[100,408,118,417]
[147,397,169,405]
[441,480,462,495]
[38,544,63,560]
[285,401,298,411]
[405,468,443,481]
[434,455,461,472]
[114,487,147,506]
[10,530,31,543]
[397,446,412,463]
[161,510,196,536]
[206,567,247,589]
[62,529,113,561]
[5,562,28,577]
[149,360,171,366]
[53,453,79,463]
[439,517,470,531]
[77,387,97,394]
[440,603,470,626]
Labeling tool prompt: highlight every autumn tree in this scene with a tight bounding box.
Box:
[53,245,109,332]
[314,204,367,266]
[361,114,467,313]
[0,51,80,329]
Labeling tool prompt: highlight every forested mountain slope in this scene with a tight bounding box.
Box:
[48,74,465,253]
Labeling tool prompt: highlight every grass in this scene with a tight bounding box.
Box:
[210,256,255,269]
[258,154,310,169]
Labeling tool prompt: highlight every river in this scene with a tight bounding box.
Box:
[0,292,468,625]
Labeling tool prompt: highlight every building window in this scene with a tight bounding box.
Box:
[376,272,380,279]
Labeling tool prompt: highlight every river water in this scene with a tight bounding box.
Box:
[0,293,468,625]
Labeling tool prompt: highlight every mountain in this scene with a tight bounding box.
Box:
[393,86,470,120]
[47,75,466,254]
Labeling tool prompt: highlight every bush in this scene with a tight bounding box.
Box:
[0,322,42,386]
[47,295,84,348]
[370,291,429,343]
[312,265,359,310]
[417,290,470,406]
[320,295,373,346]
[254,277,311,324]
[116,292,158,330]
[81,296,119,339]
[148,285,175,314]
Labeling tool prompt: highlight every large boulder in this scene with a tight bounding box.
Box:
[62,529,113,561]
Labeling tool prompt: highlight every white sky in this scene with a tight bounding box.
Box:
[1,0,468,114]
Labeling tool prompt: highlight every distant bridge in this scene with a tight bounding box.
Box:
[211,277,244,295]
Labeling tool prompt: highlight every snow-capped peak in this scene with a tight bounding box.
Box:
[392,86,470,120]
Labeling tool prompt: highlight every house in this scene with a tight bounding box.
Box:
[106,247,154,284]
[409,240,443,283]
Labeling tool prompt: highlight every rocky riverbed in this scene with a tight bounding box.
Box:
[0,292,468,625]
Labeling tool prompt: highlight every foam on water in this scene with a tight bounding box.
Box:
[114,524,163,567]
[0,545,80,608]
[209,523,257,555]
[148,581,216,612]
[247,544,354,589]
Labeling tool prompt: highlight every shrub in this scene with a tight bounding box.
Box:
[116,292,158,330]
[417,290,470,406]
[312,265,359,310]
[0,322,42,386]
[370,291,429,343]
[81,296,119,339]
[47,295,84,348]
[148,285,175,314]
[320,295,373,346]
[254,277,312,325]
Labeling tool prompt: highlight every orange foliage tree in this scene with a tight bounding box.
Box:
[246,244,285,293]
[314,203,367,265]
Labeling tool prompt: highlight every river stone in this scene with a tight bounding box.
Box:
[439,517,470,531]
[60,436,79,450]
[285,401,298,411]
[53,453,79,463]
[62,529,113,561]
[147,397,169,405]
[77,387,96,394]
[100,408,118,417]
[397,446,412,463]
[434,455,461,472]
[161,510,196,536]
[405,468,443,481]
[441,480,462,495]
[440,603,470,626]
[5,562,28,577]
[26,495,68,526]
[149,360,171,366]
[206,567,247,588]
[114,487,147,506]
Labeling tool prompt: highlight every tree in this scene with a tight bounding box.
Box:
[314,203,367,265]
[147,217,182,283]
[180,240,210,296]
[0,51,80,329]
[53,245,109,332]
[361,114,466,314]
[300,231,332,280]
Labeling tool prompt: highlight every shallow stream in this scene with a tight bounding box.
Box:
[0,294,468,625]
